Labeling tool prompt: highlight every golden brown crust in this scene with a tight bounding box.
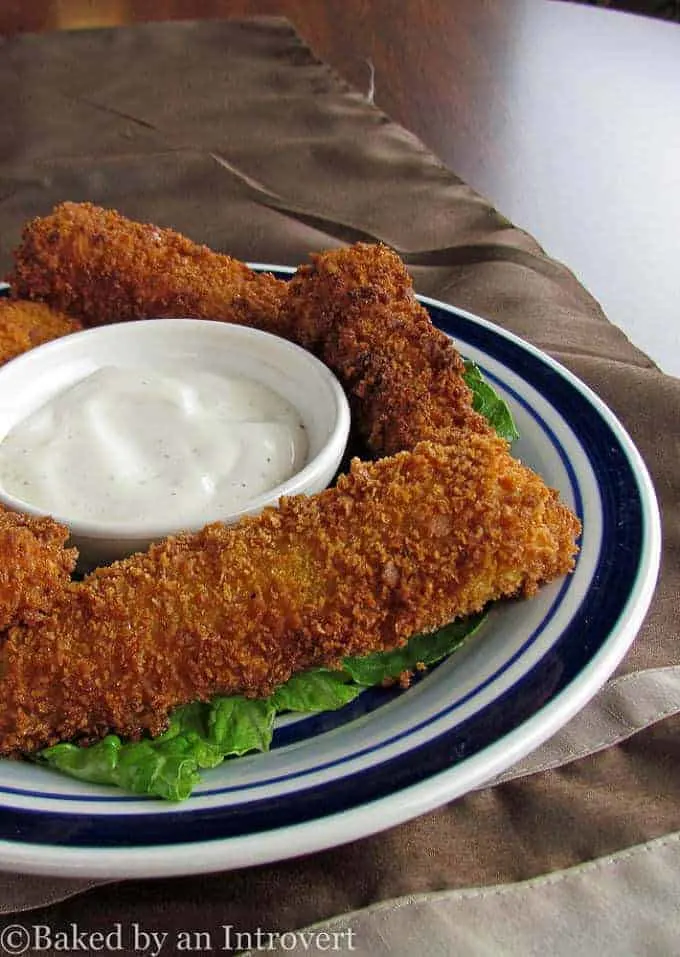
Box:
[0,507,77,632]
[278,243,493,456]
[0,299,82,366]
[9,202,286,333]
[0,435,580,756]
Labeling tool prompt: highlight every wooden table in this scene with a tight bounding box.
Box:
[3,0,679,374]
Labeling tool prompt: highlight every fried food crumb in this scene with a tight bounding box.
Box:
[280,243,493,455]
[0,299,81,366]
[9,201,286,332]
[0,507,77,631]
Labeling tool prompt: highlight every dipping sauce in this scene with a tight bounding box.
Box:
[0,366,308,526]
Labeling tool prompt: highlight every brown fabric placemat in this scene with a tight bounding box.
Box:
[0,17,678,944]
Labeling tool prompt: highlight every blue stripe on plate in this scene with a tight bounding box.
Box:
[0,290,645,846]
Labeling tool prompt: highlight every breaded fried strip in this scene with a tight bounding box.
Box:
[279,243,493,456]
[0,435,580,755]
[9,202,286,333]
[0,299,82,366]
[0,507,76,631]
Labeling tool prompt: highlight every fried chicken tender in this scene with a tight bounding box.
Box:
[9,202,286,333]
[279,243,493,456]
[0,507,76,632]
[0,435,580,756]
[0,299,82,366]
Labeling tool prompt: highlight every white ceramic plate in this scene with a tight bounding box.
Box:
[0,275,661,878]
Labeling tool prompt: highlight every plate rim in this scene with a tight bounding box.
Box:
[0,280,661,877]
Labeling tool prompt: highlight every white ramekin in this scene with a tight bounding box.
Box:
[0,318,350,569]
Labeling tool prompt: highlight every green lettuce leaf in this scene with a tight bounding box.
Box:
[38,736,123,787]
[463,360,519,442]
[271,668,364,712]
[342,614,486,686]
[206,696,276,755]
[38,735,202,802]
[37,697,276,801]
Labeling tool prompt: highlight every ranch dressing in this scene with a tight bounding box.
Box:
[0,366,308,525]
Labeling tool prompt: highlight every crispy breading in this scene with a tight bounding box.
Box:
[0,435,580,756]
[0,299,82,366]
[0,507,76,632]
[9,202,286,333]
[279,243,493,456]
